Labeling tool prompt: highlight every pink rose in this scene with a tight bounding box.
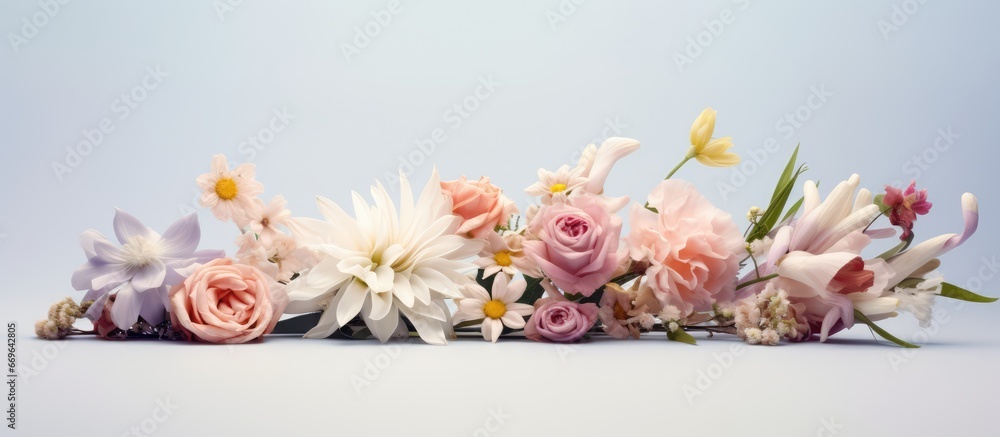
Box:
[92,294,121,339]
[524,194,623,296]
[168,258,288,344]
[626,180,743,314]
[524,298,599,343]
[441,176,517,239]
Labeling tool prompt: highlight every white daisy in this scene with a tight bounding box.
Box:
[473,231,542,278]
[196,154,264,225]
[284,171,482,344]
[453,274,534,343]
[524,165,588,205]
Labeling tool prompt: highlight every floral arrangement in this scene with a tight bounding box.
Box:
[36,108,995,347]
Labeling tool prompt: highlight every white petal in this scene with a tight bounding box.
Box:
[398,305,447,345]
[137,288,166,325]
[500,312,525,330]
[369,290,393,321]
[362,297,400,342]
[111,283,142,330]
[303,294,345,339]
[371,264,395,293]
[393,272,415,308]
[112,209,156,245]
[336,279,369,326]
[410,274,431,306]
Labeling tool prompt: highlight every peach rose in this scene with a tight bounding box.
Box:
[441,176,517,239]
[168,258,288,344]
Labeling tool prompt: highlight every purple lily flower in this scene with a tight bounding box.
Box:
[71,209,224,330]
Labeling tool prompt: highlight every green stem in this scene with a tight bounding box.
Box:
[747,247,761,279]
[735,273,778,291]
[664,155,693,180]
[862,206,892,233]
[645,154,694,209]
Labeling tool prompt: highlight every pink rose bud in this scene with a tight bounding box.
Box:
[523,298,599,343]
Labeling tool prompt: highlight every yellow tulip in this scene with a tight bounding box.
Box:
[687,107,739,167]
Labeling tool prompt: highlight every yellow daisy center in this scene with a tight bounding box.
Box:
[550,183,568,193]
[483,300,507,319]
[215,178,239,201]
[493,251,513,267]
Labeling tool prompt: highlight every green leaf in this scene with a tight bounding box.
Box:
[853,310,919,348]
[895,277,923,289]
[747,145,806,243]
[611,272,642,286]
[780,196,804,223]
[877,234,913,260]
[873,193,890,216]
[747,163,807,243]
[667,328,697,345]
[272,312,323,335]
[939,282,999,303]
[771,144,800,200]
[516,275,546,305]
[454,319,485,329]
[475,269,497,293]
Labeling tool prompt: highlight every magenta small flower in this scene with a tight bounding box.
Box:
[883,181,932,240]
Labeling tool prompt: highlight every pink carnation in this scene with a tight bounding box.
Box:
[524,194,624,296]
[626,180,743,314]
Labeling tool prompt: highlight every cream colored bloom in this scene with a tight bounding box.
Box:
[473,231,541,278]
[524,165,588,205]
[688,107,739,167]
[283,171,482,344]
[196,154,264,225]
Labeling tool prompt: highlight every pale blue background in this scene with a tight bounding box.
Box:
[1,1,999,436]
